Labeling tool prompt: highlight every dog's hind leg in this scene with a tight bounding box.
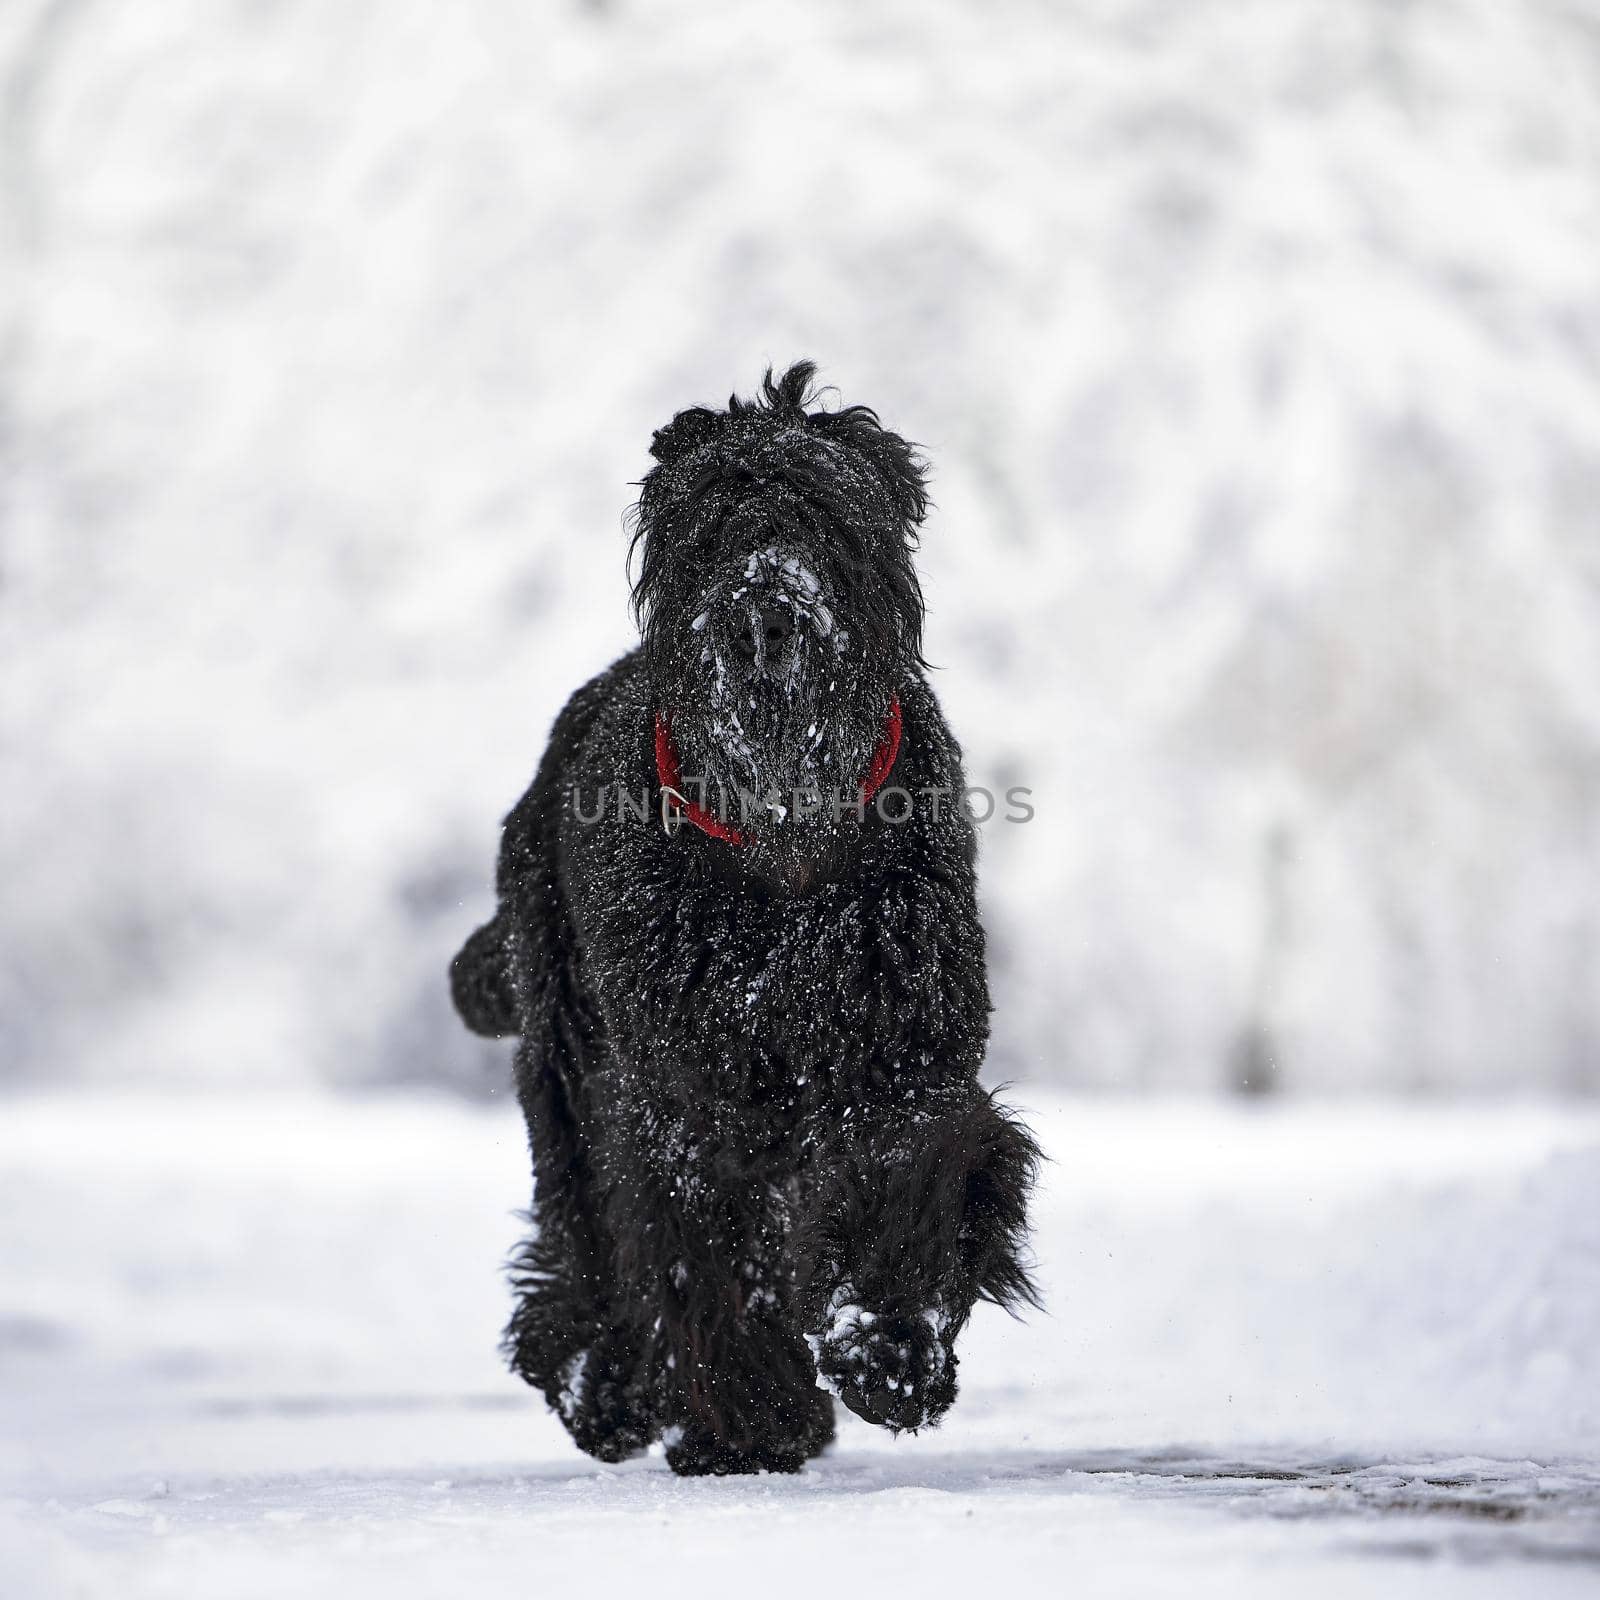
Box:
[504,1221,655,1464]
[506,1000,659,1462]
[796,1085,1040,1434]
[488,749,663,1464]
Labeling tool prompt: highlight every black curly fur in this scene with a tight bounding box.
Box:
[451,362,1039,1475]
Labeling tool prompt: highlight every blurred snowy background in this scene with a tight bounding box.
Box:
[5,0,1600,1098]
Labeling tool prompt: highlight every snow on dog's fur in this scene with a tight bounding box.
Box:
[450,363,1038,1475]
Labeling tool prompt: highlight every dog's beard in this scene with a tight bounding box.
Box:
[672,655,884,834]
[654,550,873,817]
[642,535,912,893]
[681,684,881,896]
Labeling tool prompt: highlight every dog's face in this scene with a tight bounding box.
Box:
[631,363,928,873]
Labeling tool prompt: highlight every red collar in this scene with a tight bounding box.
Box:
[654,695,903,847]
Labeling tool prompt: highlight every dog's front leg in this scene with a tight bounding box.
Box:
[599,1119,833,1476]
[797,1085,1040,1433]
[655,1233,835,1476]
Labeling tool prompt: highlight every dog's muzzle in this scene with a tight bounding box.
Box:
[698,548,840,695]
[729,598,797,682]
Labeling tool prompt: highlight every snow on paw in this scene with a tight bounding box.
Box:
[808,1290,958,1434]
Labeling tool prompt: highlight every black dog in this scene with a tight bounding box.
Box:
[451,362,1038,1475]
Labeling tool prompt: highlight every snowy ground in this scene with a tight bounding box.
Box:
[2,1091,1598,1596]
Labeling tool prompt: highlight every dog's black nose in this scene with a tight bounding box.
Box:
[732,602,795,670]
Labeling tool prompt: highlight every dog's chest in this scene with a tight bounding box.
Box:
[700,906,858,1106]
[573,788,923,1117]
[611,870,874,1111]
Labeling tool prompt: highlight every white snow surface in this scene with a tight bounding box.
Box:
[2,1089,1598,1596]
[4,0,1600,1095]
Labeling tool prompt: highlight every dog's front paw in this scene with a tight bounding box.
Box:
[809,1291,958,1433]
[663,1390,834,1476]
[548,1336,657,1463]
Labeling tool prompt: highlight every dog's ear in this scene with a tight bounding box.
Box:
[649,405,721,467]
[814,409,930,536]
[860,424,929,534]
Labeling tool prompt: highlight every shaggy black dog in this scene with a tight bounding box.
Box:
[451,362,1038,1476]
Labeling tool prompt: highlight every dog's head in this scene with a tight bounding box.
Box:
[631,362,927,859]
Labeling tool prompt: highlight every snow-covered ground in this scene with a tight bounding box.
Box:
[3,1090,1597,1596]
